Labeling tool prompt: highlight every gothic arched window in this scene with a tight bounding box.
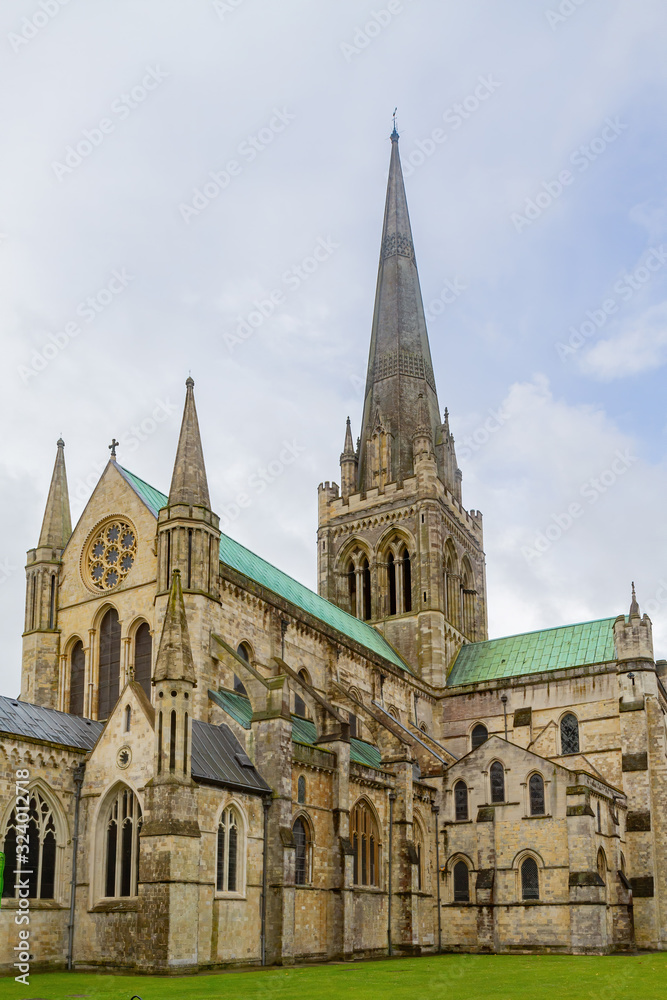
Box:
[297,775,306,804]
[414,821,424,891]
[597,848,606,884]
[400,546,412,613]
[521,856,539,900]
[361,555,371,620]
[234,643,250,695]
[69,640,85,716]
[453,860,470,902]
[490,761,505,803]
[351,800,380,887]
[98,608,121,720]
[388,552,397,616]
[293,816,312,886]
[2,790,58,900]
[529,773,545,815]
[471,723,488,750]
[216,806,241,893]
[134,622,152,698]
[560,713,579,755]
[455,780,468,821]
[104,786,141,898]
[347,559,357,615]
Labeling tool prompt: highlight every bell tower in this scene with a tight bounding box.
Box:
[317,128,487,685]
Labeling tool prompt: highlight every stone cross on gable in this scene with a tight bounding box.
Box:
[109,438,119,459]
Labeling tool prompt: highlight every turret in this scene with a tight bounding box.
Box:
[153,569,196,785]
[614,583,654,665]
[340,417,358,500]
[156,378,221,715]
[21,439,72,706]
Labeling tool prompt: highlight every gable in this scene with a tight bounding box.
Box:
[58,461,159,609]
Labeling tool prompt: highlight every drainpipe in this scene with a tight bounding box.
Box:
[387,791,396,956]
[67,762,86,971]
[432,804,442,954]
[501,694,508,740]
[260,797,271,966]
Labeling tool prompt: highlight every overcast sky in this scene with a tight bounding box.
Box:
[2,0,667,695]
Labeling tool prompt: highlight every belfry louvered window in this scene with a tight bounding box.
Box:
[2,791,58,900]
[216,806,240,893]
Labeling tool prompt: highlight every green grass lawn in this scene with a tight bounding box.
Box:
[2,954,667,1000]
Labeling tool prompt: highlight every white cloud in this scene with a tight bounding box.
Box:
[580,302,667,379]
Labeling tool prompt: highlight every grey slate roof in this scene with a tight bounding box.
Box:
[191,720,271,794]
[0,695,103,749]
[0,696,270,795]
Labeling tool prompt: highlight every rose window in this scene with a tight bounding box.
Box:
[87,520,137,591]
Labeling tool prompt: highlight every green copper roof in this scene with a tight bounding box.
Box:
[119,465,410,673]
[117,465,169,518]
[448,617,617,686]
[209,691,382,768]
[291,714,383,768]
[209,689,253,729]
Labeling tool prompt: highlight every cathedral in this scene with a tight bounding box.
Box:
[1,127,666,973]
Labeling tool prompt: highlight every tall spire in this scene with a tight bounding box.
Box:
[38,438,72,550]
[154,569,196,684]
[168,377,211,508]
[629,581,640,617]
[358,128,444,489]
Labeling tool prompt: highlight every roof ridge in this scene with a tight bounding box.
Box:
[119,464,411,673]
[464,615,618,648]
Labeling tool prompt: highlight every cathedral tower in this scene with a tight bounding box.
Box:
[317,129,487,685]
[156,377,221,716]
[21,438,72,706]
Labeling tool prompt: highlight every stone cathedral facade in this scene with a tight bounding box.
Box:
[1,130,667,973]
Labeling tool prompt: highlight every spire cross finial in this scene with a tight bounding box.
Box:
[391,107,398,140]
[109,438,119,459]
